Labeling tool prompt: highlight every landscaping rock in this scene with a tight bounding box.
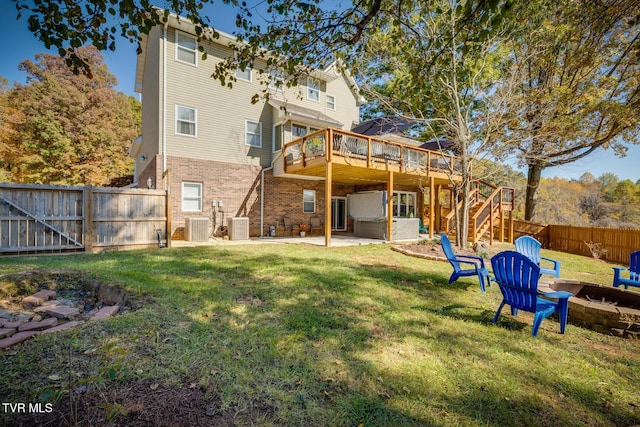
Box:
[33,300,63,313]
[17,317,58,332]
[96,283,128,305]
[46,306,80,319]
[90,305,120,321]
[0,331,40,349]
[0,308,15,319]
[22,289,57,307]
[0,319,24,329]
[41,321,82,334]
[0,310,34,322]
[0,328,16,339]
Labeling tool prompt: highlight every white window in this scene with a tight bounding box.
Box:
[182,182,202,211]
[291,124,319,140]
[245,120,262,147]
[273,124,283,152]
[176,32,197,65]
[176,105,197,137]
[303,190,316,213]
[307,77,320,102]
[268,70,284,90]
[326,94,336,110]
[292,123,307,138]
[235,67,252,82]
[392,191,416,218]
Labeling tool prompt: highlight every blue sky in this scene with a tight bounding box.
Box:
[1,7,638,183]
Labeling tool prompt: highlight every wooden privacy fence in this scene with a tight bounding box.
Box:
[0,183,167,255]
[548,225,640,265]
[509,219,640,265]
[512,219,549,247]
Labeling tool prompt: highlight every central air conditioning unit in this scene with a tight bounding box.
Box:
[228,217,249,240]
[185,217,209,242]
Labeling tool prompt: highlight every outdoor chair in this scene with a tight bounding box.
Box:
[281,216,298,237]
[515,236,561,278]
[613,250,640,290]
[440,234,490,292]
[419,219,428,234]
[309,215,324,236]
[491,251,573,337]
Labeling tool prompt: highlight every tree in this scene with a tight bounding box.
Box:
[579,192,607,222]
[0,46,140,185]
[611,179,639,203]
[334,0,516,246]
[598,172,620,201]
[578,172,596,185]
[0,76,15,182]
[535,177,590,225]
[499,0,640,220]
[12,0,513,87]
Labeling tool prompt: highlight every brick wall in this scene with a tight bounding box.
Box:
[163,156,262,239]
[151,156,421,239]
[261,172,355,236]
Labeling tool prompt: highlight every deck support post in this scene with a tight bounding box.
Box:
[324,161,332,247]
[429,177,435,239]
[509,210,514,243]
[387,171,394,242]
[500,204,505,243]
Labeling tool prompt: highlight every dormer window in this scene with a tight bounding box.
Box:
[307,77,320,102]
[176,32,197,65]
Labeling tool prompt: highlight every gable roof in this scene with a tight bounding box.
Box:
[134,11,364,104]
[269,99,343,127]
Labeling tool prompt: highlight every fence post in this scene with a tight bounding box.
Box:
[163,169,172,248]
[83,185,94,253]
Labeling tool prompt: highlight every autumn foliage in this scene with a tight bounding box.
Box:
[0,46,140,186]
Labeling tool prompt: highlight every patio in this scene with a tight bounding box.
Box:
[172,234,405,248]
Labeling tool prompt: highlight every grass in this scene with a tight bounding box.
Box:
[0,243,639,426]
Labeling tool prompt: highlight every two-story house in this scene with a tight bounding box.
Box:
[132,12,515,246]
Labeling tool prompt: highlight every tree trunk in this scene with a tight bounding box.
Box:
[524,162,543,221]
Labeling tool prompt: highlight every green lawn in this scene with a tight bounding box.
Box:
[0,243,638,426]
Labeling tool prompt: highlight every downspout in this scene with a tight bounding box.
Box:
[162,21,168,178]
[261,118,286,237]
[260,161,275,237]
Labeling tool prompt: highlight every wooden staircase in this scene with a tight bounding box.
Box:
[442,180,515,244]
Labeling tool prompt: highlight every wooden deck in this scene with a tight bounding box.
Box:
[277,128,514,246]
[281,128,463,187]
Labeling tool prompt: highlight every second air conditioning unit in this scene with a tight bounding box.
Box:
[228,217,249,240]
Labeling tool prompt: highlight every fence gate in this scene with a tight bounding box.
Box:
[0,184,85,254]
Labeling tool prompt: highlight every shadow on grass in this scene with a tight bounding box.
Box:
[1,244,639,426]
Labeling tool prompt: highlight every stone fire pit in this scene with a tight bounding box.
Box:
[539,278,640,339]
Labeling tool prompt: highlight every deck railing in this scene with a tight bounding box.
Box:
[284,128,463,177]
[441,180,515,242]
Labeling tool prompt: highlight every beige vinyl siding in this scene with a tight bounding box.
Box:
[164,27,272,167]
[140,26,162,158]
[161,26,360,167]
[325,74,360,131]
[264,76,359,132]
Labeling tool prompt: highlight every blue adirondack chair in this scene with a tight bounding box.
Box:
[613,250,640,290]
[419,219,428,234]
[514,236,561,278]
[440,234,490,292]
[491,251,573,337]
